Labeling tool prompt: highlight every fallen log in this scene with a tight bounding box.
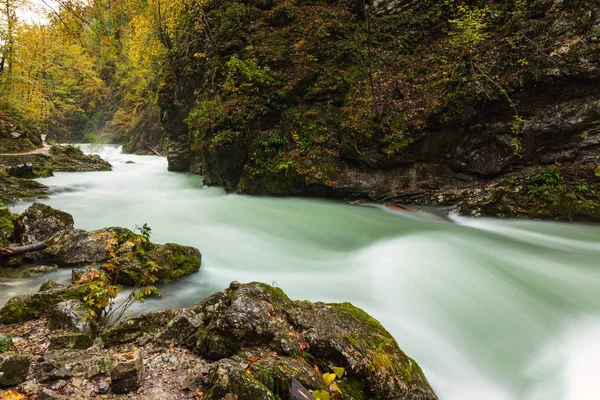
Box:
[0,242,46,258]
[147,145,162,157]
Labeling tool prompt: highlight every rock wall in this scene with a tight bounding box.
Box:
[160,0,600,218]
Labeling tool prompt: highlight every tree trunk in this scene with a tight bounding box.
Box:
[0,242,47,258]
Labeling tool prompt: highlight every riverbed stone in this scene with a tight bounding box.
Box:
[45,227,128,266]
[49,333,94,350]
[32,350,111,382]
[14,203,74,245]
[0,352,30,387]
[205,358,276,400]
[0,283,91,324]
[45,227,201,285]
[110,349,144,394]
[48,300,95,333]
[38,279,67,292]
[185,282,437,399]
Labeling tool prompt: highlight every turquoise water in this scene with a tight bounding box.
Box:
[5,145,600,400]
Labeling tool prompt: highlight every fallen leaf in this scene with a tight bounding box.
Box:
[0,390,25,400]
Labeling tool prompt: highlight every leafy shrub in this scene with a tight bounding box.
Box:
[223,55,273,94]
[313,367,345,400]
[0,335,14,353]
[449,5,490,53]
[531,166,564,187]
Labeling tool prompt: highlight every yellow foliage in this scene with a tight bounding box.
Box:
[0,390,25,400]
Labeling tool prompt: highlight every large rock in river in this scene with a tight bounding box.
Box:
[45,227,201,285]
[0,282,91,324]
[104,282,437,399]
[14,202,74,244]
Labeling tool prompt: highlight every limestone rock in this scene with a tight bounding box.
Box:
[14,203,74,245]
[189,282,437,399]
[32,350,111,382]
[110,349,144,394]
[44,227,128,266]
[46,227,201,285]
[0,352,30,387]
[48,300,95,333]
[0,283,90,324]
[35,388,61,400]
[49,333,94,350]
[101,309,179,347]
[38,279,67,292]
[205,358,275,400]
[156,308,203,345]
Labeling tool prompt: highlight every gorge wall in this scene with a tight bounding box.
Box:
[160,0,600,218]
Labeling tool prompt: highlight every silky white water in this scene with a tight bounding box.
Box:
[4,144,600,400]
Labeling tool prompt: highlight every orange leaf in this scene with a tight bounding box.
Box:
[1,390,25,400]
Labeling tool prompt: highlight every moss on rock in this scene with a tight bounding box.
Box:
[0,283,91,324]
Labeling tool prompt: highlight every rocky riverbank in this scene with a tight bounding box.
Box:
[0,280,437,400]
[0,145,112,205]
[0,204,437,399]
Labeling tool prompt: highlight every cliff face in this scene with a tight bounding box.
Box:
[161,0,600,218]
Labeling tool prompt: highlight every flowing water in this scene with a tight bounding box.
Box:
[4,144,600,400]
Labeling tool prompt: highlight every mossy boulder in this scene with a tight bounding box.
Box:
[109,242,201,285]
[0,171,49,205]
[185,282,436,399]
[101,309,180,347]
[0,205,17,247]
[14,202,74,244]
[48,333,94,350]
[45,227,201,285]
[45,227,130,266]
[0,282,91,324]
[0,352,30,387]
[104,282,436,399]
[205,358,276,400]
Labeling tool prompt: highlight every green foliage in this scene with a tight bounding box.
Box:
[76,223,158,331]
[595,165,600,178]
[528,166,564,197]
[449,4,490,54]
[223,55,274,94]
[531,167,564,187]
[0,334,14,353]
[135,223,152,242]
[312,367,345,400]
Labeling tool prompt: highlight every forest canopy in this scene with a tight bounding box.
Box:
[0,0,177,146]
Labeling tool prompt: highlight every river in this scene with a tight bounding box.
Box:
[4,144,600,400]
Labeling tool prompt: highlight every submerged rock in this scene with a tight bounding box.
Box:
[14,202,74,245]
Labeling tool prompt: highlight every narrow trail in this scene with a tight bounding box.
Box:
[0,145,50,156]
[0,135,50,156]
